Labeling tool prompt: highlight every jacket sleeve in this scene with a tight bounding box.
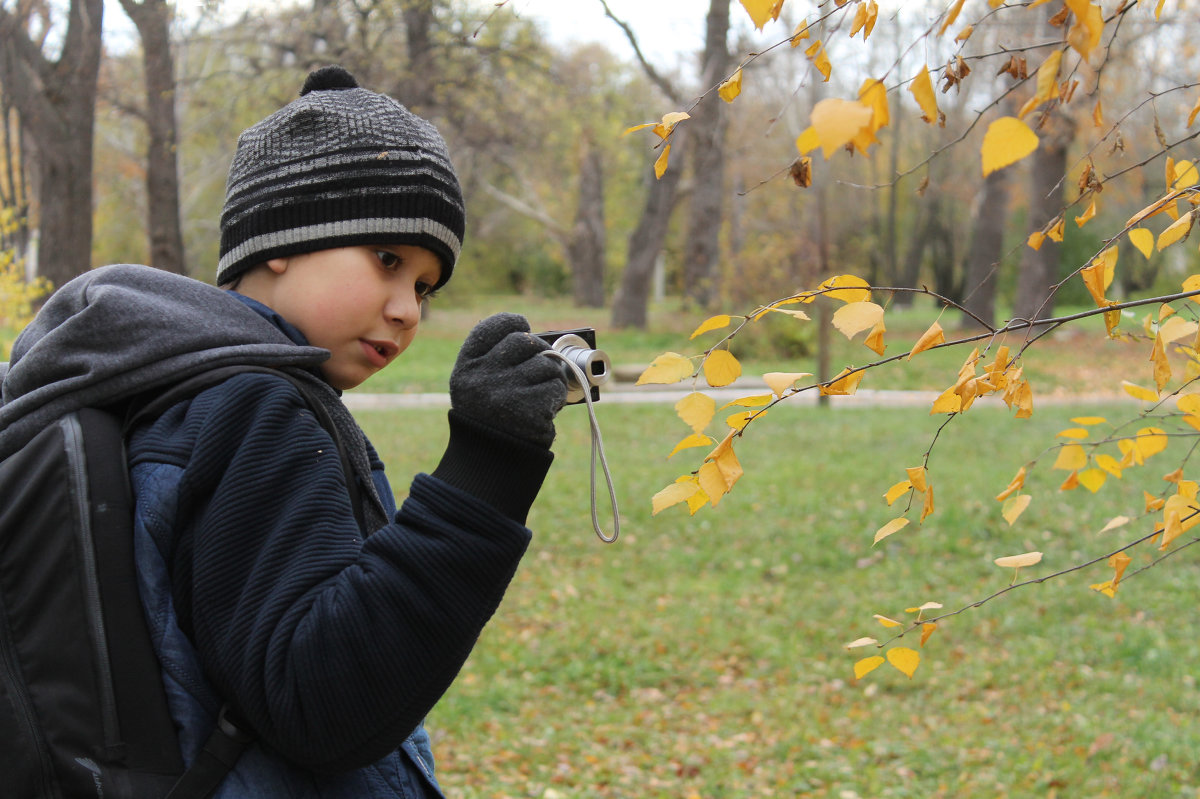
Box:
[131,373,537,773]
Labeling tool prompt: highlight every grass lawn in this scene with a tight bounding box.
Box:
[358,396,1200,799]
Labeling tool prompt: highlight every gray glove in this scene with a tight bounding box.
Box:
[448,313,568,447]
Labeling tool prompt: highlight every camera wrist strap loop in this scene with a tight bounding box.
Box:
[544,350,620,543]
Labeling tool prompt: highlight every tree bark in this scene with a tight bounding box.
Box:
[1014,110,1076,324]
[959,166,1010,329]
[0,0,104,288]
[567,138,606,307]
[681,0,731,310]
[611,157,684,329]
[118,0,187,275]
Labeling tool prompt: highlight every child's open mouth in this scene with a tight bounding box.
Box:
[360,339,397,367]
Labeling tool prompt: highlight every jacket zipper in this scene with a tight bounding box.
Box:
[62,415,121,750]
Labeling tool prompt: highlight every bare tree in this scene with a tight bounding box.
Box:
[116,0,187,274]
[0,0,104,287]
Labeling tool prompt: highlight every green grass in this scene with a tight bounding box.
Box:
[358,399,1200,799]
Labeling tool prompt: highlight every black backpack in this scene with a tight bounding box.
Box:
[0,365,363,798]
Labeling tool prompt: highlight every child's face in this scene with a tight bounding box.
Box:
[261,245,443,390]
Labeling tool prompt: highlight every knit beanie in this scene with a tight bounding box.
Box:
[217,65,465,289]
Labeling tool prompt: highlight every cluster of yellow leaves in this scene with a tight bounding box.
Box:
[0,240,48,360]
[846,602,940,680]
[622,111,690,180]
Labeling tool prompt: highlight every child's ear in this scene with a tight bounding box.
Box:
[265,257,290,275]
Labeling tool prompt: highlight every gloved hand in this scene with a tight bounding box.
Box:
[448,313,568,448]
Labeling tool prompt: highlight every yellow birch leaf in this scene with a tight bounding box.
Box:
[1172,160,1198,190]
[1121,380,1159,402]
[1002,494,1032,525]
[937,0,967,36]
[719,394,773,411]
[1053,444,1088,471]
[1158,209,1195,251]
[846,637,878,649]
[806,40,832,82]
[653,143,672,179]
[1099,515,1130,533]
[1093,99,1104,127]
[686,486,709,515]
[1160,508,1183,550]
[1028,230,1047,250]
[910,65,939,124]
[1151,334,1172,391]
[725,411,755,431]
[763,372,813,396]
[887,647,920,678]
[1018,51,1061,118]
[1159,316,1198,343]
[1146,491,1166,512]
[864,320,886,355]
[905,601,943,614]
[854,656,885,679]
[707,432,744,491]
[994,551,1043,569]
[795,126,821,155]
[1185,274,1200,304]
[690,314,732,339]
[1177,394,1200,415]
[921,483,935,522]
[1190,95,1200,127]
[832,301,885,339]
[858,78,889,133]
[1127,194,1177,228]
[996,466,1027,501]
[1119,439,1143,467]
[675,392,716,433]
[1047,217,1066,242]
[1065,0,1103,59]
[669,433,716,459]
[790,19,810,46]
[884,480,912,506]
[982,117,1040,177]
[810,98,873,158]
[873,517,910,545]
[1056,428,1089,439]
[1061,470,1080,491]
[652,480,702,515]
[1072,416,1107,425]
[1134,427,1169,458]
[1075,198,1097,227]
[1090,579,1117,598]
[820,367,865,396]
[703,350,742,388]
[1096,454,1123,478]
[930,386,962,415]
[638,352,694,385]
[718,68,743,103]
[1012,379,1034,418]
[739,0,778,30]
[873,614,903,628]
[906,466,928,493]
[907,321,946,360]
[920,622,938,646]
[1185,414,1200,432]
[697,461,728,507]
[1110,550,1132,583]
[820,274,872,303]
[1163,466,1184,483]
[1078,468,1107,493]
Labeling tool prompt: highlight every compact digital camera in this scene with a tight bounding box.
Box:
[536,328,611,404]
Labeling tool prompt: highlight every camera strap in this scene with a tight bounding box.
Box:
[543,350,620,543]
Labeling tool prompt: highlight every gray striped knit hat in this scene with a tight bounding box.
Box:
[217,66,464,288]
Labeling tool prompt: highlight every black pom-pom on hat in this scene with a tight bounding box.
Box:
[300,65,359,96]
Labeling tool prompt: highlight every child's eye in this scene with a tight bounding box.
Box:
[375,250,401,270]
[416,282,439,301]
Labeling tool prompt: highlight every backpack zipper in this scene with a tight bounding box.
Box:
[0,587,58,796]
[62,415,122,750]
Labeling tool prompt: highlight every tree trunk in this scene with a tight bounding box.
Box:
[118,0,187,275]
[0,0,105,288]
[399,0,436,113]
[681,0,731,310]
[567,138,606,308]
[959,166,1010,329]
[611,157,684,329]
[1014,111,1076,324]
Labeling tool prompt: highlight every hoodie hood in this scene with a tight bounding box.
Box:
[0,264,329,459]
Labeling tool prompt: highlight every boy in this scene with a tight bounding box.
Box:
[0,66,567,796]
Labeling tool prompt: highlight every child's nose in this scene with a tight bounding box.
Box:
[386,288,421,329]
